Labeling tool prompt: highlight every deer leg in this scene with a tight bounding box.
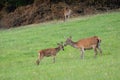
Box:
[68,14,70,19]
[36,54,43,65]
[93,47,98,58]
[97,42,102,55]
[36,53,40,65]
[80,48,85,59]
[98,46,102,56]
[36,59,40,65]
[39,56,44,64]
[53,56,55,63]
[64,15,67,22]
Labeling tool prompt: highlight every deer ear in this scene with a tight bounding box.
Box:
[69,36,72,39]
[61,42,63,44]
[57,43,60,45]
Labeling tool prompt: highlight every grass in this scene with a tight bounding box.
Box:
[0,12,120,80]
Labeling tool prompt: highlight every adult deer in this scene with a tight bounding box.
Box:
[36,42,64,65]
[64,36,102,59]
[63,7,72,21]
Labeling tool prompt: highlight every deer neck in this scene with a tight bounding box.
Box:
[55,47,61,52]
[69,40,78,48]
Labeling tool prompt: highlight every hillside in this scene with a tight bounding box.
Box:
[0,0,120,28]
[0,12,120,80]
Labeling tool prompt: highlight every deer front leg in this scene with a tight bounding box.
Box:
[68,14,70,19]
[36,54,43,65]
[36,53,40,65]
[80,48,85,59]
[53,56,56,63]
[64,15,67,22]
[36,59,40,65]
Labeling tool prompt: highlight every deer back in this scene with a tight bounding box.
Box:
[76,36,100,48]
[40,48,57,57]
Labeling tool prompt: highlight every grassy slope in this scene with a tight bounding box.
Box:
[0,12,120,80]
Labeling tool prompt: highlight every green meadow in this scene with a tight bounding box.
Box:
[0,12,120,80]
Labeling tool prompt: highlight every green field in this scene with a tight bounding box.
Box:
[0,12,120,80]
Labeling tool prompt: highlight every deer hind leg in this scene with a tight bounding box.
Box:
[93,46,98,58]
[97,43,102,56]
[80,48,85,59]
[98,46,102,56]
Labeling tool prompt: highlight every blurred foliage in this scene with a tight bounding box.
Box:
[0,0,119,12]
[0,0,33,8]
[0,0,34,12]
[0,0,119,8]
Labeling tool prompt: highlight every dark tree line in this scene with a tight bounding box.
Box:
[0,0,119,13]
[0,0,33,12]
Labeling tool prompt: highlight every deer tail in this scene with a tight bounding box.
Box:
[98,37,101,43]
[96,37,101,48]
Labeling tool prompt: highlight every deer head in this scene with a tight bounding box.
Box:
[57,42,64,51]
[64,36,73,46]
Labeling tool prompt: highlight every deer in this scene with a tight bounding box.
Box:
[64,36,102,59]
[63,7,72,21]
[36,42,64,65]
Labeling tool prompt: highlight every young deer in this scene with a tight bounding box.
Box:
[63,7,72,21]
[36,42,64,65]
[64,36,102,59]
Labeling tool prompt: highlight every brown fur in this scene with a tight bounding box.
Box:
[64,36,102,59]
[36,43,64,65]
